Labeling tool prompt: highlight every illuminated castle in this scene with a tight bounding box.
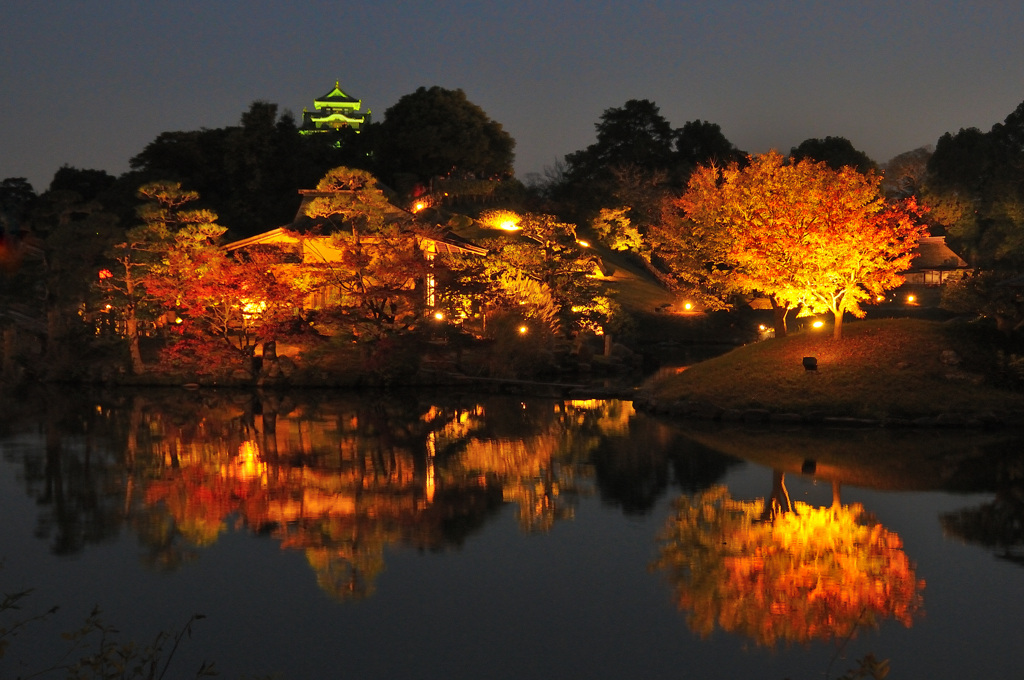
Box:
[300,81,370,133]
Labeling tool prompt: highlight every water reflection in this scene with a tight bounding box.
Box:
[3,388,736,601]
[654,473,925,647]
[941,453,1024,567]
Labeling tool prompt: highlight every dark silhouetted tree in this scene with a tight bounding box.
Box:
[376,86,515,184]
[790,136,877,174]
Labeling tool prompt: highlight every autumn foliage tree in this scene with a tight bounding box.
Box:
[677,152,926,338]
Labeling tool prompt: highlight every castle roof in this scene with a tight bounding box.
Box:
[314,82,361,109]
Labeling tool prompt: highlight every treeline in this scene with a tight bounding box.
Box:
[2,87,1024,382]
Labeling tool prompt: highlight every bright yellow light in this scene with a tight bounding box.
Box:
[433,311,445,321]
[577,239,590,247]
[240,298,267,319]
[907,295,916,303]
[174,316,183,324]
[876,295,885,302]
[812,320,825,328]
[758,324,767,331]
[481,210,522,231]
[518,325,528,335]
[413,201,426,212]
[104,303,112,310]
[684,302,693,311]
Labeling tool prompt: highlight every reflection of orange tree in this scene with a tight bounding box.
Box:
[438,400,618,532]
[654,486,923,647]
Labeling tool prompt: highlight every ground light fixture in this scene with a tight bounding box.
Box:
[812,320,825,329]
[433,311,445,321]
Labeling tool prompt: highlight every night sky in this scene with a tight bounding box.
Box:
[3,0,1024,192]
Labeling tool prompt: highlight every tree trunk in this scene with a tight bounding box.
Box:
[126,312,145,374]
[770,298,788,337]
[833,310,844,340]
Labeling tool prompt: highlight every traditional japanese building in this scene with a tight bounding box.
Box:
[299,81,371,133]
[904,235,971,285]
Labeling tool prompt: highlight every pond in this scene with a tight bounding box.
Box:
[0,387,1021,679]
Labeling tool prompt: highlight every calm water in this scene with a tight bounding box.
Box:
[0,387,1022,679]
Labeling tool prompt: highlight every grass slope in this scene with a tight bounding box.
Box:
[643,318,1024,419]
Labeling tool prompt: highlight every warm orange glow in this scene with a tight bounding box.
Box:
[907,294,916,303]
[683,302,693,311]
[577,239,590,247]
[480,209,522,231]
[656,488,924,647]
[240,297,267,319]
[433,311,445,321]
[97,268,113,280]
[518,325,528,335]
[413,201,426,212]
[812,320,825,328]
[758,324,767,331]
[877,295,885,302]
[174,316,183,324]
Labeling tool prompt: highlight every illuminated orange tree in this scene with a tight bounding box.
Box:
[678,152,926,338]
[653,486,923,647]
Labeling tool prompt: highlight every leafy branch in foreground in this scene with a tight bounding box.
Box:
[2,586,214,680]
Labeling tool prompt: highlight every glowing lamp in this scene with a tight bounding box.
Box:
[812,320,824,329]
[907,294,916,304]
[413,202,425,212]
[174,316,183,324]
[97,269,113,280]
[683,302,693,311]
[434,311,445,321]
[518,325,528,335]
[577,239,590,247]
[758,324,767,331]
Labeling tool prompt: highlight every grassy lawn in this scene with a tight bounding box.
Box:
[642,317,1024,419]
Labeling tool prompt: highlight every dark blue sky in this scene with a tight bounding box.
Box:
[3,0,1023,192]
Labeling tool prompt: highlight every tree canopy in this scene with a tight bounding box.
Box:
[924,99,1024,269]
[676,151,926,338]
[790,136,876,174]
[376,86,515,183]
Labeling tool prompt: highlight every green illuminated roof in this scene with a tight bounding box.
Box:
[314,81,361,110]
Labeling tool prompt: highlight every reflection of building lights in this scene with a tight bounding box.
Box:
[234,441,267,483]
[812,320,824,329]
